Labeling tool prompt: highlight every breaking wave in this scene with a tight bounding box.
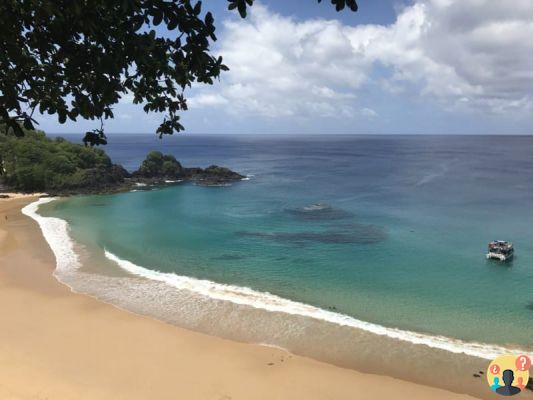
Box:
[23,198,532,362]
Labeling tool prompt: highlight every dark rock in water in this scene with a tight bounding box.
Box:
[0,194,10,199]
[526,302,533,311]
[473,374,480,378]
[237,224,386,246]
[132,152,244,187]
[287,203,354,221]
[183,165,244,186]
[211,254,247,261]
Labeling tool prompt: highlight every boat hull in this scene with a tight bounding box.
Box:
[486,252,513,261]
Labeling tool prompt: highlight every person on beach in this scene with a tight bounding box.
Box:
[495,370,521,396]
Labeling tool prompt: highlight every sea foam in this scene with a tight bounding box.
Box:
[104,250,529,360]
[23,198,532,361]
[22,198,81,275]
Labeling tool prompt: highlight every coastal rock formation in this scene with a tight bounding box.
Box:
[132,151,183,179]
[132,151,244,186]
[53,165,132,195]
[182,165,245,186]
[0,131,244,195]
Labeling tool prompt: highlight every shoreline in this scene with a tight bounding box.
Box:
[27,198,533,362]
[0,196,504,399]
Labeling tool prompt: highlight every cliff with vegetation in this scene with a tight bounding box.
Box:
[0,129,244,194]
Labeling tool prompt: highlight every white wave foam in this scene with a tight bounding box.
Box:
[303,203,330,211]
[104,250,530,360]
[23,198,532,361]
[22,198,81,275]
[415,163,449,186]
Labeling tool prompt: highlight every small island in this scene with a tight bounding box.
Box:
[0,129,244,195]
[133,151,244,187]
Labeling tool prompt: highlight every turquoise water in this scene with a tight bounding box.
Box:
[43,134,533,350]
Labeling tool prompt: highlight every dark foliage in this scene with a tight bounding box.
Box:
[0,125,129,192]
[0,0,357,143]
[134,150,183,178]
[228,0,357,18]
[133,151,244,184]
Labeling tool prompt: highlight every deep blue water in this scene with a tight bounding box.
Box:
[46,134,533,348]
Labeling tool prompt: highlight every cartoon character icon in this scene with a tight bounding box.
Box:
[487,355,530,397]
[496,370,521,396]
[491,377,501,392]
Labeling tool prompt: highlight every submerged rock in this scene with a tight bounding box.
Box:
[237,224,386,246]
[286,203,354,221]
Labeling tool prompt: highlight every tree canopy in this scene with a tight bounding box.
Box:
[0,0,357,145]
[137,150,183,178]
[0,125,128,191]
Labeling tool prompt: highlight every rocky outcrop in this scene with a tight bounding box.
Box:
[132,151,183,180]
[182,165,245,186]
[0,149,244,196]
[131,152,244,186]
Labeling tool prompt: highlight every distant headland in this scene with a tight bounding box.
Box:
[0,129,244,195]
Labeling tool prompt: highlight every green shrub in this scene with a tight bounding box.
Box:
[0,127,126,192]
[137,151,182,178]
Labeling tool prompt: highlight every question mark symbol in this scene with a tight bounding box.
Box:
[491,364,500,374]
[515,355,532,371]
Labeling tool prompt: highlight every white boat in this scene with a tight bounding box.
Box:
[486,240,514,261]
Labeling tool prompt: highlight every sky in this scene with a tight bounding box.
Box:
[39,0,533,135]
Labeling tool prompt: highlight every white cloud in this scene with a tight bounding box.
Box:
[188,1,533,119]
[187,93,229,107]
[360,107,378,118]
[188,4,368,119]
[118,91,135,104]
[392,0,533,113]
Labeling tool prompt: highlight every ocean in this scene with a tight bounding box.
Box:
[26,134,533,396]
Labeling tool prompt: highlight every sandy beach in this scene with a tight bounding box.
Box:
[0,196,481,400]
